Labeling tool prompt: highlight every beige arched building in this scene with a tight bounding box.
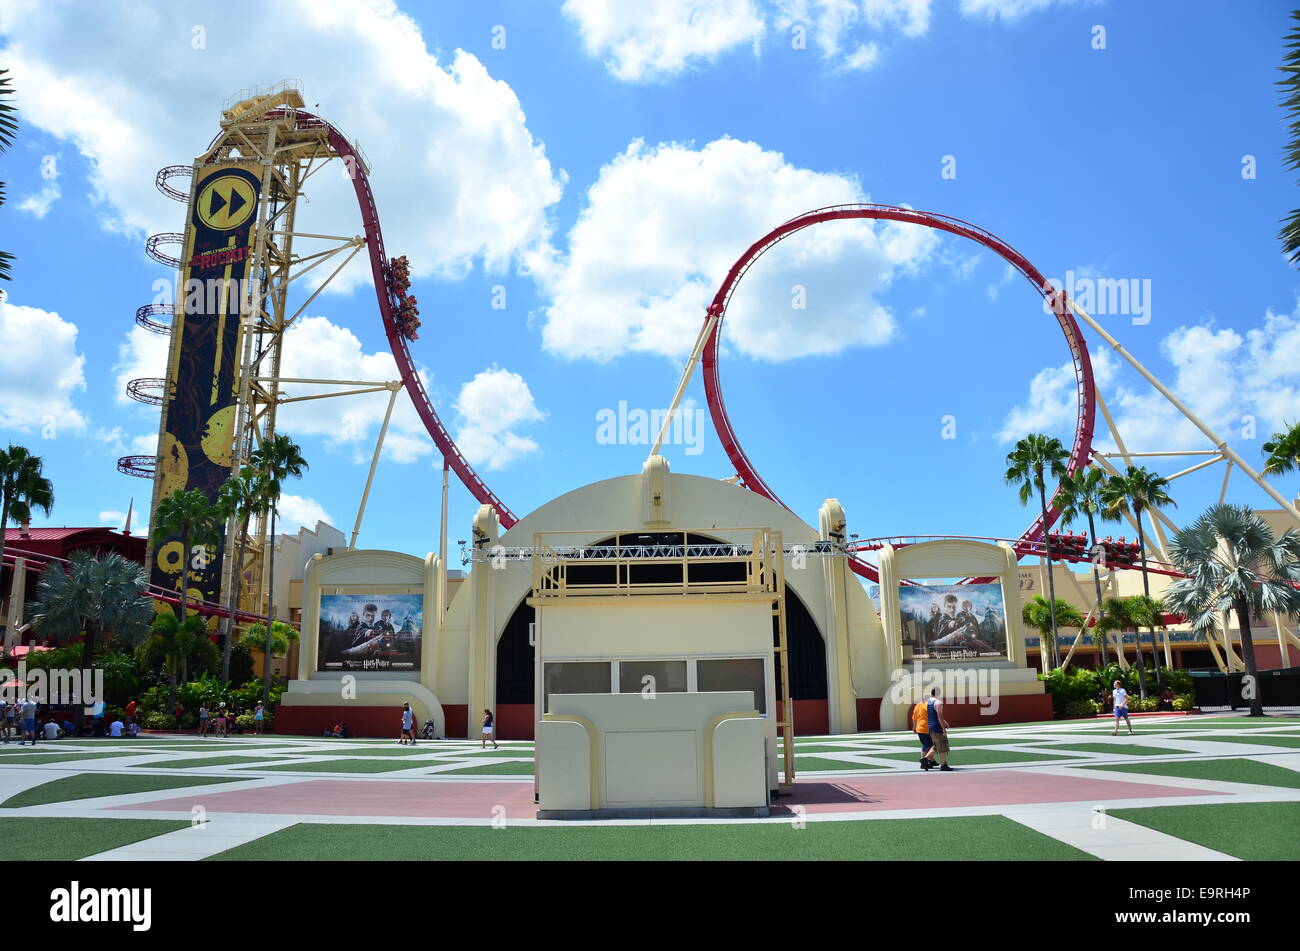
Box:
[277,458,1050,738]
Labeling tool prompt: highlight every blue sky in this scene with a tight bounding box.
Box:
[1,0,1298,565]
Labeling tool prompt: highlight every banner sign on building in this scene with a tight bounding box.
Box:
[898,580,1008,661]
[150,163,261,607]
[318,593,424,672]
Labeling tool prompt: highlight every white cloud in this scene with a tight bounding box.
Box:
[0,0,563,288]
[563,0,766,82]
[999,304,1300,458]
[958,0,1078,22]
[533,136,939,362]
[567,0,1078,79]
[275,494,334,534]
[112,325,169,408]
[109,314,437,464]
[773,0,929,70]
[93,426,158,457]
[986,263,1016,301]
[453,367,544,470]
[17,154,61,218]
[273,316,438,464]
[0,298,87,432]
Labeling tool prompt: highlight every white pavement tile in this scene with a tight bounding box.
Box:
[79,817,297,861]
[1002,808,1239,861]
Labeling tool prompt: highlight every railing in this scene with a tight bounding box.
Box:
[529,529,787,599]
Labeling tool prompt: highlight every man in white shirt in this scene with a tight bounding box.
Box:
[1111,680,1134,736]
[109,718,125,738]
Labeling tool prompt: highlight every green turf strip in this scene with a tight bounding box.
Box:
[869,748,1076,765]
[250,758,442,773]
[1110,801,1300,860]
[136,755,306,770]
[1080,758,1300,789]
[433,760,536,776]
[0,750,156,764]
[0,817,191,860]
[858,737,1050,748]
[1172,734,1300,749]
[792,757,887,772]
[2,773,250,808]
[257,746,442,756]
[1042,743,1183,757]
[207,814,1095,861]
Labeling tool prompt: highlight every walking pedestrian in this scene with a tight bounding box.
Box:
[913,695,938,770]
[1111,679,1134,736]
[398,702,416,745]
[254,702,265,735]
[481,708,498,750]
[197,703,210,737]
[926,687,952,771]
[19,696,37,746]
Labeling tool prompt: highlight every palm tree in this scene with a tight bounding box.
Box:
[215,469,269,681]
[1,445,54,647]
[1101,465,1175,689]
[1164,504,1300,717]
[1279,11,1300,264]
[1262,421,1300,476]
[1056,465,1117,666]
[1100,596,1135,669]
[0,69,16,281]
[151,487,222,624]
[1128,593,1167,682]
[248,434,308,698]
[1006,434,1071,667]
[28,551,155,671]
[1022,596,1084,673]
[141,613,215,722]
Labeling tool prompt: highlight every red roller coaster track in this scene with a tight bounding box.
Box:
[241,110,520,528]
[222,116,1114,583]
[699,204,1097,582]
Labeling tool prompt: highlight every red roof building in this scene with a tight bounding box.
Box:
[2,527,146,650]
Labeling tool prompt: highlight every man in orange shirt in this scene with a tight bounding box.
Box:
[913,696,938,770]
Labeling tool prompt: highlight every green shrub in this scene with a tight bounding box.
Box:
[1064,699,1100,717]
[1130,696,1159,713]
[140,712,173,731]
[1173,694,1194,711]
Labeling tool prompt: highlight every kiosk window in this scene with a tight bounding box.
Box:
[543,662,612,712]
[696,658,766,714]
[618,660,687,695]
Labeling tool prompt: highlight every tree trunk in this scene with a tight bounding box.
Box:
[1235,597,1264,717]
[1086,509,1107,666]
[168,526,189,720]
[220,516,250,682]
[81,622,94,673]
[1134,513,1162,690]
[1037,479,1059,669]
[263,504,276,701]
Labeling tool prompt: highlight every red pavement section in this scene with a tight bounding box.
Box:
[113,779,539,821]
[775,770,1223,816]
[112,769,1219,822]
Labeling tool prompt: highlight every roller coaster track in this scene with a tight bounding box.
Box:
[844,535,1185,580]
[245,109,520,528]
[1,546,292,628]
[700,204,1098,583]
